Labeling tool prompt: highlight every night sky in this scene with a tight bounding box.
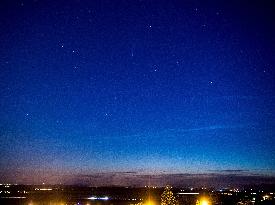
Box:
[0,0,275,185]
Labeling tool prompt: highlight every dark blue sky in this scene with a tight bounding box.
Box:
[0,0,275,185]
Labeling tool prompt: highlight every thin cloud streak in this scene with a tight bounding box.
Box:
[108,124,253,139]
[167,124,249,133]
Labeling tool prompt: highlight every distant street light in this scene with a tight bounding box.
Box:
[146,200,155,205]
[196,197,211,205]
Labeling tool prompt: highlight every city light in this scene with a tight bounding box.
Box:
[145,200,155,205]
[88,196,97,200]
[197,197,211,205]
[263,195,269,200]
[178,192,199,195]
[87,196,109,200]
[201,200,209,205]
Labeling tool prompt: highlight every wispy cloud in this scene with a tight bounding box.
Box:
[166,124,250,133]
[216,95,275,100]
[214,169,249,173]
[64,172,275,187]
[98,124,254,140]
[2,169,275,187]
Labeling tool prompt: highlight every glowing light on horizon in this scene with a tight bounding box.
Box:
[178,192,199,195]
[197,197,211,205]
[145,200,155,205]
[88,196,109,200]
[201,200,209,205]
[35,188,52,191]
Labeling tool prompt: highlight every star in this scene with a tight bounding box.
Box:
[1,0,274,186]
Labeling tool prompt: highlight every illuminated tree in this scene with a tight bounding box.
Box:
[161,186,178,205]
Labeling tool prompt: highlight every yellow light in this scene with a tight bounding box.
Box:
[201,200,209,205]
[197,197,210,205]
[145,200,155,205]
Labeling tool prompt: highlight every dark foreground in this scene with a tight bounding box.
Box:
[0,184,275,205]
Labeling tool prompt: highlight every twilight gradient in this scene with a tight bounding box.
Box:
[0,0,274,184]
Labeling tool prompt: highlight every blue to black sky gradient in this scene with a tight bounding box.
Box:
[0,0,275,185]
